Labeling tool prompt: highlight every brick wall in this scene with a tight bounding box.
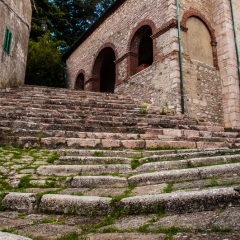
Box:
[0,0,33,88]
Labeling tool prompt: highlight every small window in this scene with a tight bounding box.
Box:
[4,28,12,54]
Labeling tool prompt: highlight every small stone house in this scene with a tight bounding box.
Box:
[64,0,240,129]
[0,0,35,88]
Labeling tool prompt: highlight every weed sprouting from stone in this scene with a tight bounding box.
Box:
[46,152,59,163]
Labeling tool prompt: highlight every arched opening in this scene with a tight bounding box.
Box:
[186,17,214,66]
[93,47,116,93]
[75,73,84,90]
[129,25,153,76]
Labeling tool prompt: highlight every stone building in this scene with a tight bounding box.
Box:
[64,0,240,129]
[0,0,35,88]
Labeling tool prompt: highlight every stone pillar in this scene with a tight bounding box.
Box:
[212,0,240,129]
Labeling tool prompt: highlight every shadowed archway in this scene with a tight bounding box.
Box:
[92,47,116,93]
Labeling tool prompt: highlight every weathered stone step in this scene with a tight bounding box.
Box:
[120,187,240,215]
[0,122,146,134]
[139,149,240,163]
[136,154,240,172]
[57,156,131,164]
[68,176,128,188]
[58,147,233,158]
[36,164,132,176]
[2,135,236,149]
[2,192,111,215]
[129,163,240,186]
[2,187,239,216]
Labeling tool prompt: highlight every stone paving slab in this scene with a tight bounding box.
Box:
[213,207,240,230]
[17,223,81,240]
[87,233,166,240]
[131,184,167,196]
[149,211,217,230]
[172,232,240,240]
[0,232,32,240]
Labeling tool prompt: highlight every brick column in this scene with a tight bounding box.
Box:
[212,0,240,129]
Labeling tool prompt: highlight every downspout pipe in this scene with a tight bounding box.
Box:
[176,0,185,114]
[230,0,240,83]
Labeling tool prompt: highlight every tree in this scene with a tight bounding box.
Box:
[26,0,116,87]
[25,32,66,87]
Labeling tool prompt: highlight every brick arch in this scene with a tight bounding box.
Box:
[75,69,85,90]
[127,20,157,77]
[91,42,118,77]
[89,43,117,93]
[181,9,219,69]
[127,19,157,50]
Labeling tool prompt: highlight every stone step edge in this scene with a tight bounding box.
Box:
[3,136,239,149]
[57,147,235,157]
[128,163,240,186]
[135,154,240,172]
[2,187,239,216]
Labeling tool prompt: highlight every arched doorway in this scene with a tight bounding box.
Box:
[93,47,116,93]
[75,73,84,90]
[129,25,153,76]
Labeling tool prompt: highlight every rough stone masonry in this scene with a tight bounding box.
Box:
[0,0,35,89]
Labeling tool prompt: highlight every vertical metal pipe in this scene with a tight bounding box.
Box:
[230,0,240,82]
[176,0,185,114]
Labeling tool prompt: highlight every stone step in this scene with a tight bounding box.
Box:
[58,149,144,157]
[3,135,235,149]
[36,164,132,176]
[56,156,132,165]
[2,192,111,216]
[139,149,240,163]
[120,187,240,215]
[128,162,240,186]
[2,187,239,216]
[135,154,240,172]
[58,147,234,157]
[68,176,128,188]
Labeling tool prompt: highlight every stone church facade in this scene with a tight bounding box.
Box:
[64,0,240,129]
[0,0,35,88]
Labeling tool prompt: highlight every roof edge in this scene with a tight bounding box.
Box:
[62,0,126,62]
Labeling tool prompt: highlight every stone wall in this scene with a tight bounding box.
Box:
[0,0,33,88]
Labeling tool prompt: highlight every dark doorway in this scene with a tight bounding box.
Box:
[93,47,116,93]
[138,29,153,66]
[100,49,116,93]
[75,73,84,90]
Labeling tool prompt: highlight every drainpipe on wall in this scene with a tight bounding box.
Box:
[230,0,240,83]
[176,0,185,114]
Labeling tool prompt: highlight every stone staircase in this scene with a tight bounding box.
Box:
[0,86,239,239]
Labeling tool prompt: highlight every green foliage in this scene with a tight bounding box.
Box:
[46,152,59,163]
[18,175,32,188]
[130,159,142,169]
[210,226,232,233]
[55,232,82,240]
[25,32,66,87]
[31,0,116,47]
[163,182,174,194]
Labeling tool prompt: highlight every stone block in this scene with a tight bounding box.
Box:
[40,194,111,215]
[2,193,37,213]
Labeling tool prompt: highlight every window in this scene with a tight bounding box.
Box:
[4,28,12,54]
